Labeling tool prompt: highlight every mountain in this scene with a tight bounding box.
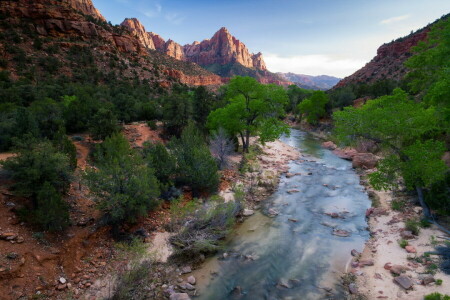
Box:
[332,15,450,89]
[120,19,290,85]
[277,73,341,90]
[0,0,223,86]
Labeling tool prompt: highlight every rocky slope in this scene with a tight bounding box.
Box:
[0,0,222,86]
[120,19,289,85]
[278,72,340,90]
[334,28,430,88]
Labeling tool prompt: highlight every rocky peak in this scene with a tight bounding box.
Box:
[252,52,267,71]
[148,32,166,51]
[63,0,105,21]
[164,39,185,60]
[121,18,156,50]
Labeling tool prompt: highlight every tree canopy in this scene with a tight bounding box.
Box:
[297,90,329,124]
[207,76,289,152]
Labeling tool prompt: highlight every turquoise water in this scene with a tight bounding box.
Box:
[197,129,370,300]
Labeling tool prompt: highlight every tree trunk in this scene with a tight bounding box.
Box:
[244,129,251,153]
[416,186,450,235]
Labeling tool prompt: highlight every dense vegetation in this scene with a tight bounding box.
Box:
[333,16,450,217]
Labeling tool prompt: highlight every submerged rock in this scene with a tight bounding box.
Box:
[242,209,254,216]
[170,293,191,300]
[394,275,413,290]
[332,229,351,237]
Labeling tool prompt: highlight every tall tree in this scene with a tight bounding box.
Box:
[207,76,288,152]
[297,90,329,124]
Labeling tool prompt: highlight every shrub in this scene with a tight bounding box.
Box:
[424,292,450,300]
[436,279,443,285]
[142,142,176,188]
[89,108,120,140]
[147,120,157,130]
[391,199,405,211]
[405,218,421,235]
[398,239,408,248]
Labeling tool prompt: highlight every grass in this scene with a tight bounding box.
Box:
[115,237,148,260]
[391,199,405,211]
[405,218,421,235]
[398,239,408,248]
[424,292,450,300]
[436,279,443,285]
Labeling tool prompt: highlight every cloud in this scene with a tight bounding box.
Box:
[143,3,162,18]
[380,14,411,25]
[165,12,185,25]
[264,53,367,78]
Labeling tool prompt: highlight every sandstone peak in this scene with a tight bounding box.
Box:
[63,0,105,21]
[121,18,156,50]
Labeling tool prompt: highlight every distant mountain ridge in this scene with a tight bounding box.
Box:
[120,18,290,85]
[277,73,340,90]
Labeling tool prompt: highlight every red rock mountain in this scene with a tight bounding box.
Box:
[335,28,429,88]
[0,0,222,86]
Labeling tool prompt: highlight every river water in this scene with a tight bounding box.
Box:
[194,129,371,300]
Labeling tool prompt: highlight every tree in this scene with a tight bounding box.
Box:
[192,86,215,129]
[89,108,120,140]
[169,123,219,195]
[84,133,160,227]
[142,141,177,188]
[333,88,447,218]
[207,76,289,152]
[286,85,313,114]
[297,90,329,124]
[1,138,73,206]
[162,91,192,137]
[209,127,234,170]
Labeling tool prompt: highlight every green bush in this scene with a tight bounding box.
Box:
[398,239,409,248]
[424,292,450,300]
[391,199,405,211]
[142,142,176,188]
[89,108,120,140]
[436,279,443,285]
[405,218,421,235]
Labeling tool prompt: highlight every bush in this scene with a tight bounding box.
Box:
[391,199,405,211]
[31,182,70,231]
[142,142,176,188]
[424,292,450,300]
[398,239,408,248]
[147,120,157,130]
[436,279,443,285]
[169,123,219,195]
[405,218,421,235]
[89,108,120,140]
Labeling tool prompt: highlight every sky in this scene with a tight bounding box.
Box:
[93,0,450,78]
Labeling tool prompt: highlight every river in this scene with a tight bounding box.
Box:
[193,129,371,300]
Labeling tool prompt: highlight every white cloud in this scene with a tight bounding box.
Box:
[165,12,185,25]
[264,53,367,78]
[380,14,411,25]
[144,3,162,18]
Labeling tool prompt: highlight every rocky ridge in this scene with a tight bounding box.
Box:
[278,72,341,90]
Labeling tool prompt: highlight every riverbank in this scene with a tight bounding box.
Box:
[351,178,450,299]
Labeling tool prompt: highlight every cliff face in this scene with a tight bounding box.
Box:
[0,0,222,86]
[335,29,429,88]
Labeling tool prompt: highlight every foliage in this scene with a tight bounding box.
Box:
[297,90,329,124]
[169,123,219,195]
[333,89,446,191]
[285,85,313,114]
[424,293,450,300]
[162,87,192,136]
[405,218,421,235]
[192,86,215,129]
[31,182,70,232]
[89,107,120,140]
[390,199,405,211]
[1,138,72,201]
[207,76,288,152]
[398,239,408,248]
[84,133,160,226]
[142,141,177,188]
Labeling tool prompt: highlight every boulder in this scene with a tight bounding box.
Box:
[187,276,196,285]
[400,231,415,240]
[170,293,191,300]
[332,148,358,160]
[405,246,416,253]
[390,265,409,275]
[332,229,351,237]
[181,266,192,274]
[351,249,361,257]
[394,275,413,290]
[322,141,337,150]
[242,209,254,217]
[348,283,358,294]
[359,259,374,267]
[418,274,435,285]
[352,153,378,169]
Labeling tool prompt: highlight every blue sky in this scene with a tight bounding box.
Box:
[93,0,450,77]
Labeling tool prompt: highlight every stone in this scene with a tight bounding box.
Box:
[187,276,196,285]
[288,218,298,223]
[351,249,360,257]
[178,282,195,290]
[405,246,416,253]
[277,278,292,289]
[394,275,413,290]
[400,231,415,240]
[242,209,254,217]
[170,293,191,300]
[231,286,243,297]
[419,274,435,285]
[287,189,300,194]
[390,265,409,275]
[267,208,279,217]
[359,259,374,267]
[352,153,378,169]
[332,229,351,237]
[181,266,192,274]
[383,263,392,270]
[348,283,358,294]
[56,284,67,290]
[322,141,337,150]
[59,277,67,284]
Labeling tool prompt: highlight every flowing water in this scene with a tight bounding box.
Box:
[194,129,371,300]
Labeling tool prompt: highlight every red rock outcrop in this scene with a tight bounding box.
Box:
[63,0,105,21]
[183,27,267,70]
[149,32,166,50]
[335,29,429,88]
[121,18,156,50]
[163,69,223,86]
[164,39,185,60]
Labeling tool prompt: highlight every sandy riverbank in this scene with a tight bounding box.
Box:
[352,179,450,299]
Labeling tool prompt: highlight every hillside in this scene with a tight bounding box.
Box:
[0,0,223,87]
[278,72,340,90]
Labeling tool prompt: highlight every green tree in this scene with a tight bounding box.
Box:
[192,86,215,128]
[84,133,160,227]
[297,90,329,124]
[333,88,447,218]
[169,123,219,195]
[142,141,177,188]
[162,91,192,137]
[32,182,70,232]
[286,85,313,114]
[1,138,73,206]
[89,108,120,140]
[207,76,288,152]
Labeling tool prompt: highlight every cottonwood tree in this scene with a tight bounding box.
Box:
[333,89,447,220]
[297,90,329,124]
[207,76,289,153]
